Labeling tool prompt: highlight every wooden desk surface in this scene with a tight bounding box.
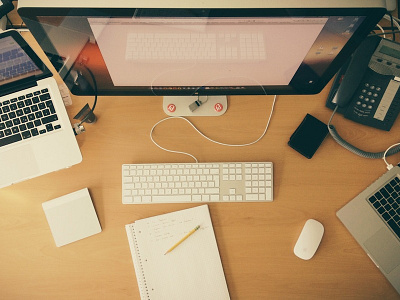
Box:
[1,34,400,300]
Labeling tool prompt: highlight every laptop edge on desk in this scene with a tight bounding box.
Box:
[337,165,400,294]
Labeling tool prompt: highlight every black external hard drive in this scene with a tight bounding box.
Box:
[288,114,329,159]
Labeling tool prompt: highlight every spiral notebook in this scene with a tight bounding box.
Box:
[125,205,230,300]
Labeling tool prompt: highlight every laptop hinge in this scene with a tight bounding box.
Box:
[0,76,38,98]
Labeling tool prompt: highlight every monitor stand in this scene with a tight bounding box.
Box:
[163,96,227,117]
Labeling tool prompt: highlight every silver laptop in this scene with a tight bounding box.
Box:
[0,30,82,188]
[337,165,400,294]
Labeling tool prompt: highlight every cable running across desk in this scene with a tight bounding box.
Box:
[150,95,277,162]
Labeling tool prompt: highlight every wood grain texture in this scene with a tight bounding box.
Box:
[1,23,400,300]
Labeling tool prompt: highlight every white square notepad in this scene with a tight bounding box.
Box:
[42,188,102,247]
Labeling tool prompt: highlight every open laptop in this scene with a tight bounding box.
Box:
[337,165,400,294]
[0,30,82,188]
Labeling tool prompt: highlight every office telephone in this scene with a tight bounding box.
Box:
[326,35,400,131]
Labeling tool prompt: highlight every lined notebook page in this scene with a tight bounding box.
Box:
[125,205,230,300]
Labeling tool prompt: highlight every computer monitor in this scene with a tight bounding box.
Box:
[18,0,386,116]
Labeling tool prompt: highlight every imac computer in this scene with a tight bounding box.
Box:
[17,0,386,116]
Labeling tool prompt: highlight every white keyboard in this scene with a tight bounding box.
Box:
[122,162,273,204]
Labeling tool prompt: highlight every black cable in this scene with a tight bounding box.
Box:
[388,12,396,40]
[82,65,98,112]
[74,65,98,125]
[371,30,400,36]
[5,14,12,28]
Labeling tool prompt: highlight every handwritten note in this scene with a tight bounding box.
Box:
[125,205,230,300]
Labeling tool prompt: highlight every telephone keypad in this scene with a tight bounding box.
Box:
[354,82,382,116]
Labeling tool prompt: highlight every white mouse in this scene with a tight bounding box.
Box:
[294,219,324,260]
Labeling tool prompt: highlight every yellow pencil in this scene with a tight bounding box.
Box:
[164,225,200,255]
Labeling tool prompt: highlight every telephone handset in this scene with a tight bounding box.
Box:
[326,35,400,131]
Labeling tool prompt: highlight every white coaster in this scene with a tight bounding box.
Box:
[42,188,102,247]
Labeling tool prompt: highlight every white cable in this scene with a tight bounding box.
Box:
[150,95,278,162]
[375,23,386,38]
[384,14,400,31]
[383,142,400,170]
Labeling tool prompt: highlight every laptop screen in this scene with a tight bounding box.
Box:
[0,35,42,86]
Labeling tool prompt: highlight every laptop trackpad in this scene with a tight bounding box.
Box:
[0,145,39,186]
[364,227,400,274]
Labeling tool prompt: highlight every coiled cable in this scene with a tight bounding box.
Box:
[328,106,400,159]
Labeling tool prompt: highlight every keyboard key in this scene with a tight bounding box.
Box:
[382,212,391,221]
[368,195,377,203]
[39,93,51,101]
[31,128,39,136]
[388,219,400,239]
[381,188,390,198]
[152,195,192,202]
[0,133,22,147]
[42,114,58,124]
[46,124,54,132]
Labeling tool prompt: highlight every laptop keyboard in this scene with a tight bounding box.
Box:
[368,176,400,239]
[0,88,61,147]
[0,47,38,81]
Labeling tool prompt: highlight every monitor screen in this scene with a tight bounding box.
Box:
[18,2,386,96]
